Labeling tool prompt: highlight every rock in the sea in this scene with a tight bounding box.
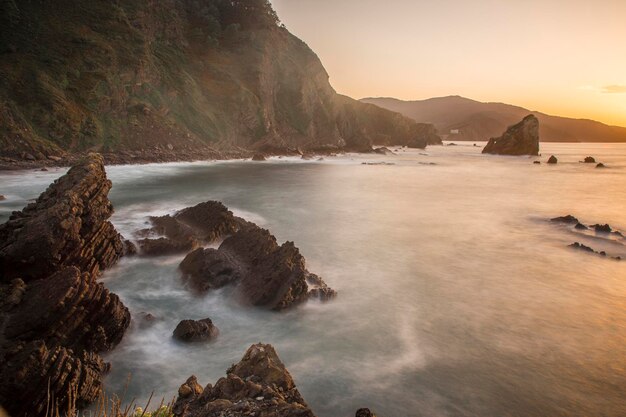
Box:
[179,222,335,310]
[547,155,558,164]
[551,215,579,224]
[173,344,315,417]
[373,147,394,155]
[173,318,219,343]
[482,115,539,156]
[533,161,541,164]
[575,222,589,230]
[0,154,130,417]
[593,224,612,233]
[0,195,5,201]
[596,163,606,168]
[570,242,594,252]
[137,201,245,256]
[0,153,125,281]
[583,156,596,163]
[252,153,267,161]
[356,409,378,417]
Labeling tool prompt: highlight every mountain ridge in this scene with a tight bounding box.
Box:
[361,95,626,142]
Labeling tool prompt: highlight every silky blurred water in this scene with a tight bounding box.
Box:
[1,143,625,417]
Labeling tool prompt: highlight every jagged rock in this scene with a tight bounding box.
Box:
[482,115,539,156]
[356,409,378,417]
[596,163,606,168]
[575,223,589,230]
[547,155,558,164]
[173,344,315,417]
[0,154,130,417]
[0,154,125,281]
[137,201,245,256]
[179,221,335,311]
[252,153,267,161]
[173,318,219,343]
[570,242,594,252]
[583,156,596,163]
[551,215,579,224]
[593,224,612,233]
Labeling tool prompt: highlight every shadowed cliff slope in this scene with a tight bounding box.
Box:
[362,96,626,143]
[0,0,438,162]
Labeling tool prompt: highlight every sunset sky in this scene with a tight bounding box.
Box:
[271,0,626,127]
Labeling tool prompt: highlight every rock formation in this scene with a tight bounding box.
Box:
[482,115,540,156]
[173,344,315,417]
[551,215,579,224]
[173,319,219,343]
[583,156,596,163]
[0,154,125,280]
[137,201,247,256]
[180,223,336,311]
[0,154,130,417]
[547,155,558,164]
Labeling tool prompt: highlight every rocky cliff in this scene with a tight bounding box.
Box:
[482,114,540,156]
[0,0,438,165]
[0,154,130,417]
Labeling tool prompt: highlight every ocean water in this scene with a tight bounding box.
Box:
[1,143,625,417]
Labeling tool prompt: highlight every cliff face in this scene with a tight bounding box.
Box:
[0,0,438,162]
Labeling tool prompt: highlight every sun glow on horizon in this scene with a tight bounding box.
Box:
[271,0,626,127]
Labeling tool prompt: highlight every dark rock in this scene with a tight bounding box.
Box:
[570,242,594,252]
[0,154,130,417]
[583,156,596,163]
[373,147,394,155]
[0,195,5,201]
[179,222,335,311]
[575,222,589,230]
[533,161,541,164]
[124,239,138,256]
[0,154,125,281]
[596,163,606,168]
[173,344,315,417]
[551,215,579,224]
[173,318,219,343]
[137,201,245,256]
[40,167,48,171]
[356,409,378,417]
[252,153,267,161]
[482,115,539,156]
[547,155,558,164]
[593,224,612,233]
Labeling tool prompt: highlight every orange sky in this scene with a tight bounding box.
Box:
[271,0,626,127]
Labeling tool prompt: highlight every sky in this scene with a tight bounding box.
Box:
[271,0,626,126]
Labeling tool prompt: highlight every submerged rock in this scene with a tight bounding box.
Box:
[575,222,589,230]
[179,221,335,310]
[592,224,612,233]
[173,343,315,417]
[0,154,130,417]
[0,153,125,281]
[173,318,219,343]
[482,115,539,156]
[533,161,541,164]
[583,156,596,163]
[596,163,606,168]
[547,155,558,164]
[551,215,579,224]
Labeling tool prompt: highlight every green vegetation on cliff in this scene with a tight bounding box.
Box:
[0,0,439,161]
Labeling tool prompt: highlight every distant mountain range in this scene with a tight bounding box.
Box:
[361,96,626,142]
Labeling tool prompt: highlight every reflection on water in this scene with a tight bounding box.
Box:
[1,143,625,417]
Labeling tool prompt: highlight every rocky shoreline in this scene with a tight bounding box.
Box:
[0,153,362,417]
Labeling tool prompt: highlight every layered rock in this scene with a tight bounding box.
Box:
[482,115,540,156]
[173,344,315,417]
[180,224,336,311]
[0,154,125,281]
[137,201,246,256]
[0,154,130,417]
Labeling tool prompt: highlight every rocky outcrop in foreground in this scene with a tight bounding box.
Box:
[482,115,540,156]
[0,154,130,417]
[179,220,336,311]
[173,344,315,417]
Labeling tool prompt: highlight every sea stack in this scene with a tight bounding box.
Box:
[482,115,540,156]
[0,154,131,417]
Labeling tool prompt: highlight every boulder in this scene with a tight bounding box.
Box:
[0,153,125,281]
[583,156,596,163]
[547,155,558,164]
[596,163,606,168]
[482,115,539,156]
[179,222,335,310]
[0,154,130,417]
[173,344,315,417]
[137,201,245,256]
[551,215,579,224]
[173,318,219,343]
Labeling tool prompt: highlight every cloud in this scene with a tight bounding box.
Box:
[601,85,626,94]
